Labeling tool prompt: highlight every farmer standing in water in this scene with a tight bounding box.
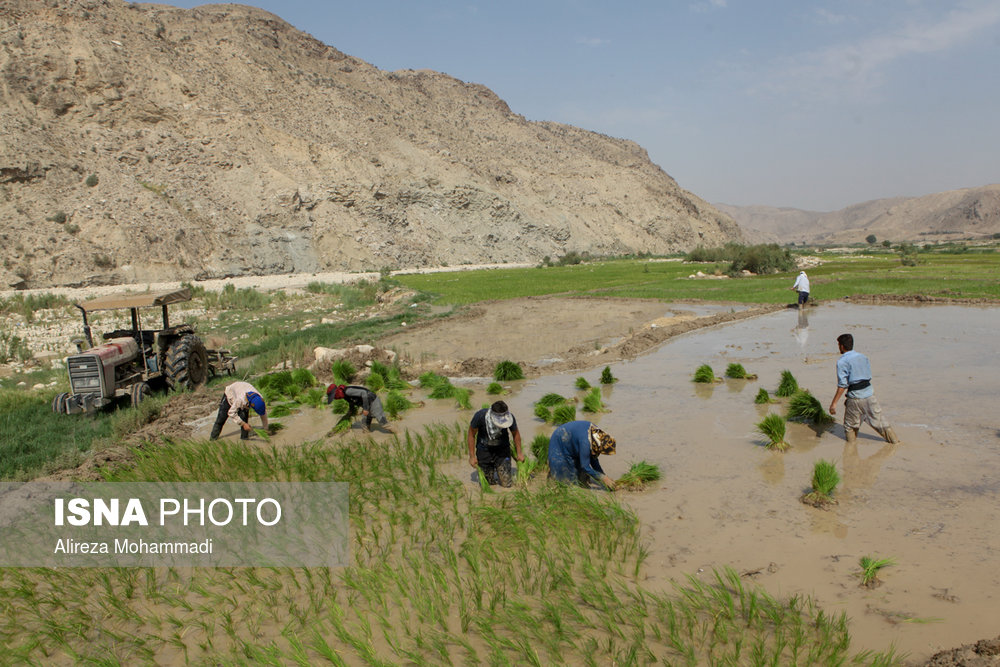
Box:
[829,333,900,444]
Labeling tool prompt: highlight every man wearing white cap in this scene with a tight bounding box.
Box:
[467,401,524,487]
[791,270,810,308]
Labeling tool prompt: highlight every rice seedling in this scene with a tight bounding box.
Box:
[575,377,591,390]
[534,404,552,421]
[266,422,285,435]
[291,368,317,389]
[787,390,834,425]
[369,360,408,390]
[330,359,356,384]
[859,556,896,588]
[452,387,473,410]
[297,387,327,408]
[531,434,549,463]
[365,372,385,392]
[383,390,415,419]
[493,360,525,381]
[269,404,295,418]
[427,379,455,399]
[537,393,567,407]
[253,428,271,442]
[693,364,717,383]
[756,414,789,451]
[801,459,841,508]
[516,457,539,485]
[477,468,494,493]
[330,417,352,435]
[418,371,445,388]
[725,363,756,380]
[329,398,349,414]
[600,366,617,384]
[551,403,576,425]
[754,388,773,404]
[582,387,605,413]
[486,382,504,395]
[776,370,799,397]
[616,461,662,491]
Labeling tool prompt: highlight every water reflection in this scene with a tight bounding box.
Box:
[841,439,898,492]
[792,308,809,351]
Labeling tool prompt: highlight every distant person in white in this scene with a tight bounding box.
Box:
[791,271,810,308]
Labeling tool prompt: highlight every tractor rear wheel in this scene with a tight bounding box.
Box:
[130,382,151,407]
[165,334,209,391]
[52,392,69,414]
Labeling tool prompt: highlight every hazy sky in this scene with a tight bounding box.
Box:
[164,1,1000,211]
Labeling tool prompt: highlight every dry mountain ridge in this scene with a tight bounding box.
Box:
[0,0,742,289]
[717,184,1000,245]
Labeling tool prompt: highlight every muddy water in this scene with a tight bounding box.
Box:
[215,303,1000,661]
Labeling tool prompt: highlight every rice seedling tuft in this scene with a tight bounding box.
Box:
[693,364,717,383]
[452,387,473,410]
[477,468,494,493]
[493,360,525,381]
[537,393,567,407]
[384,390,415,419]
[754,388,773,404]
[801,459,840,508]
[575,376,591,390]
[330,359,356,384]
[787,390,834,425]
[365,371,385,393]
[329,398,349,414]
[534,404,552,421]
[290,368,316,389]
[616,461,662,491]
[859,555,895,588]
[530,433,550,463]
[582,387,605,413]
[551,403,576,425]
[725,363,756,380]
[516,457,538,485]
[269,404,295,418]
[266,422,285,435]
[756,413,789,451]
[776,370,799,397]
[486,382,504,395]
[600,366,617,384]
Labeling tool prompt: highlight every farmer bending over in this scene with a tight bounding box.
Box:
[326,384,392,433]
[210,381,267,440]
[468,401,524,487]
[548,420,617,491]
[829,333,899,445]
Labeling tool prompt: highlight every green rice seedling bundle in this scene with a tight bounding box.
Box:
[516,457,538,485]
[297,387,326,408]
[452,387,473,410]
[616,461,662,491]
[477,467,494,493]
[266,422,285,435]
[493,360,525,381]
[776,369,799,397]
[419,371,447,388]
[575,376,591,390]
[486,382,504,395]
[252,428,271,441]
[534,404,552,421]
[369,360,408,390]
[329,398,349,414]
[600,366,617,384]
[551,403,576,425]
[428,378,456,399]
[754,388,773,404]
[290,367,316,389]
[383,390,415,419]
[582,387,605,413]
[859,555,895,588]
[330,359,356,384]
[257,370,299,399]
[537,393,567,407]
[330,417,352,434]
[693,364,716,383]
[756,413,789,451]
[787,390,834,424]
[365,371,385,392]
[801,459,841,508]
[530,433,550,463]
[725,363,756,379]
[269,404,295,418]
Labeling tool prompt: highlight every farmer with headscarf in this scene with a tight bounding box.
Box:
[791,270,810,308]
[468,401,524,487]
[210,381,267,440]
[548,420,617,490]
[326,384,391,432]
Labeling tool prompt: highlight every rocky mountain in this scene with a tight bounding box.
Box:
[0,0,743,289]
[717,184,1000,246]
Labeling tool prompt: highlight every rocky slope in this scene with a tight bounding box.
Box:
[717,184,1000,246]
[0,0,743,289]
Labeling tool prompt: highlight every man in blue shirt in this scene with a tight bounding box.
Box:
[548,420,618,491]
[829,333,899,444]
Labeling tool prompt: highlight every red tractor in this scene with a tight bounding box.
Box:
[52,288,236,414]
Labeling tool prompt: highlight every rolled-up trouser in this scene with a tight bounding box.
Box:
[797,291,809,306]
[210,395,250,440]
[844,395,894,442]
[475,442,513,487]
[364,396,389,428]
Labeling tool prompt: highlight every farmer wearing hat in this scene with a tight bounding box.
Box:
[326,384,391,433]
[467,401,524,487]
[210,380,268,440]
[548,420,617,491]
[791,270,810,308]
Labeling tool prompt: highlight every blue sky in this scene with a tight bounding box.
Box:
[164,1,1000,211]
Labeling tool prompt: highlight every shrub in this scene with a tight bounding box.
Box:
[493,360,524,381]
[85,174,99,187]
[866,234,877,244]
[92,253,114,269]
[686,242,794,274]
[0,332,33,363]
[775,370,798,397]
[600,366,617,384]
[47,211,67,224]
[551,403,576,425]
[787,390,834,424]
[693,364,716,383]
[203,283,270,311]
[756,413,788,451]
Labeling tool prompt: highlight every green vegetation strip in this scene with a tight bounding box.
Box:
[0,425,899,664]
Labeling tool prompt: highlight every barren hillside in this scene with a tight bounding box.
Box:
[0,0,742,289]
[717,184,1000,245]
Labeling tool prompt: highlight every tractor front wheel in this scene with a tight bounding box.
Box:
[165,335,209,391]
[130,382,151,407]
[52,392,69,414]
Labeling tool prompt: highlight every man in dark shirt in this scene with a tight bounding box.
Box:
[467,401,524,487]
